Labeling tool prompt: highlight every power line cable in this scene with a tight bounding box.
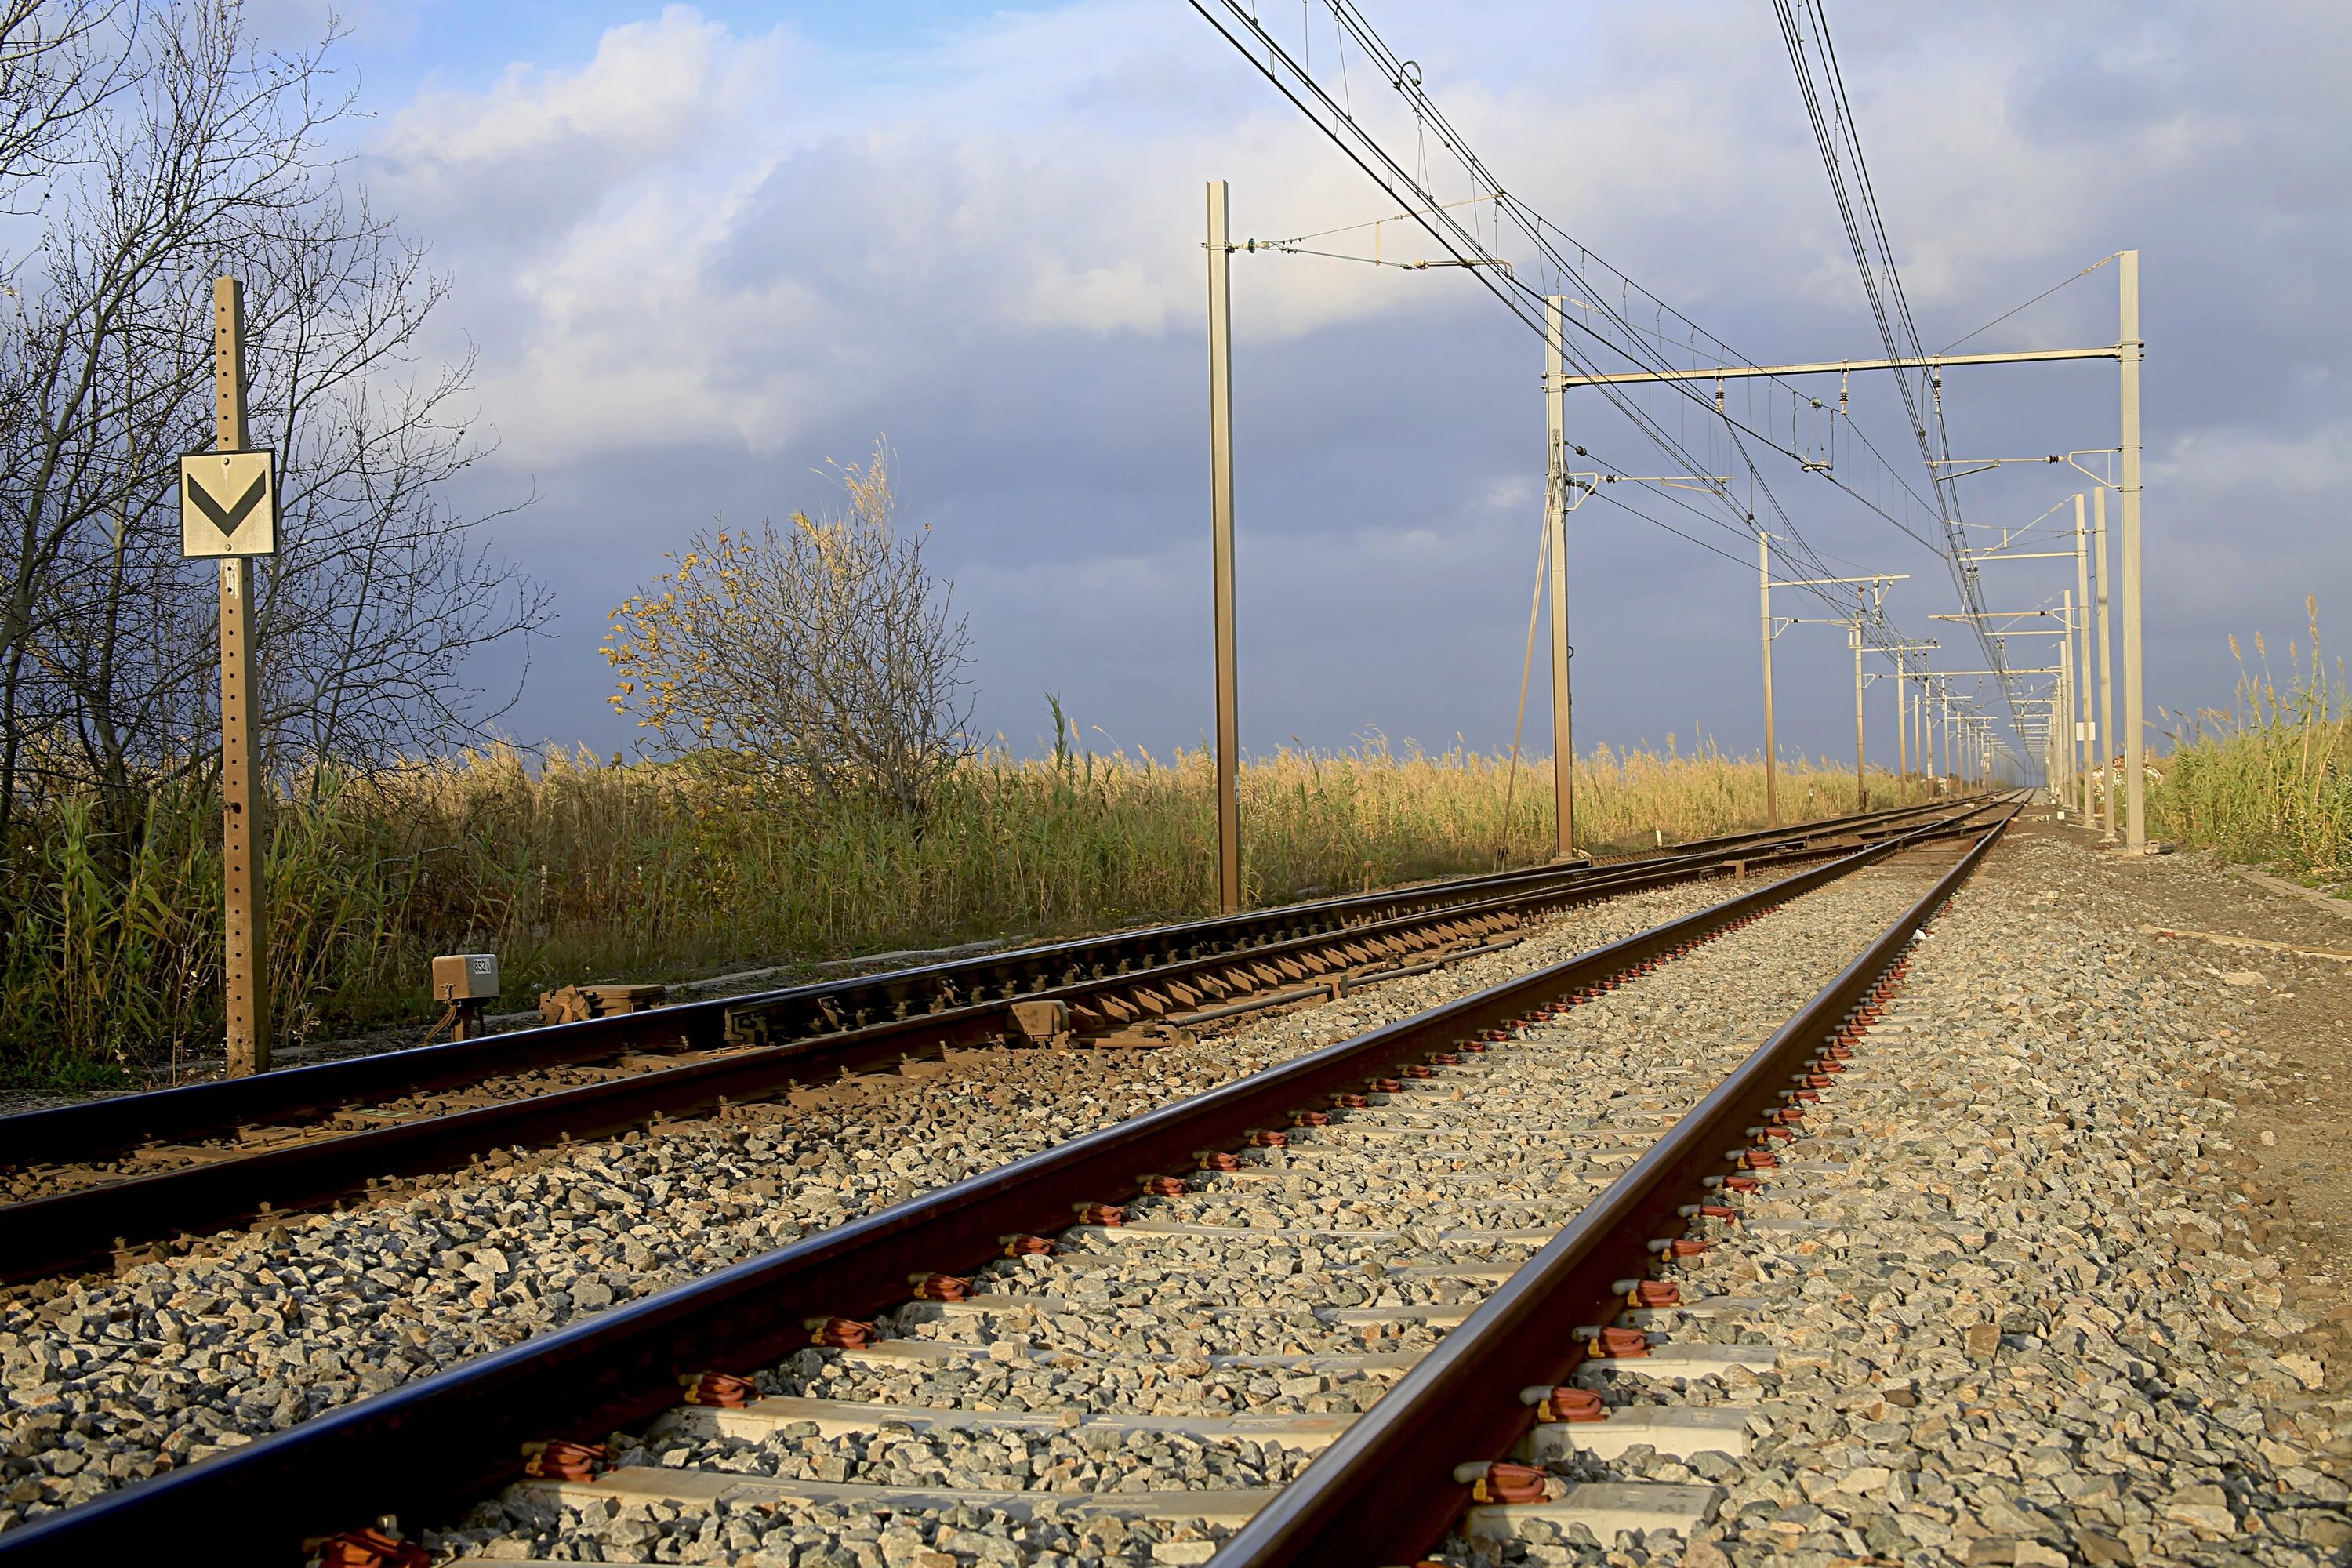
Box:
[1192,0,1923,654]
[1773,0,2024,730]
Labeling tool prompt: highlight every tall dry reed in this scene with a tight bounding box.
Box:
[2,739,1900,1087]
[2152,598,2351,884]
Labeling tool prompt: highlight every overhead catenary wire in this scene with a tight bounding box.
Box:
[1772,0,2025,728]
[1941,255,2117,354]
[1218,1,2056,775]
[1221,2,1993,680]
[1190,0,1933,661]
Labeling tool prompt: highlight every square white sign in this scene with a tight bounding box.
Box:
[179,449,278,558]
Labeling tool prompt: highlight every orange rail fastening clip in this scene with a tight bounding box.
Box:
[1585,1326,1653,1359]
[520,1440,608,1481]
[679,1371,757,1408]
[805,1318,873,1349]
[1454,1461,1563,1504]
[1522,1385,1609,1423]
[305,1527,430,1568]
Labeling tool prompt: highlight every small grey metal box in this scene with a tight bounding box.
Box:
[431,953,501,1001]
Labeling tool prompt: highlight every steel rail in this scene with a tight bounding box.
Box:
[0,804,2001,1563]
[0,803,1992,1283]
[1209,804,2016,1566]
[0,797,1973,1173]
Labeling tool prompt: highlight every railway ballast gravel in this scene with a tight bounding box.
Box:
[0,876,1743,1533]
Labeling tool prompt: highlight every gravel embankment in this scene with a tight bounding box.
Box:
[430,865,1933,1563]
[1446,826,2352,1567]
[0,870,1776,1534]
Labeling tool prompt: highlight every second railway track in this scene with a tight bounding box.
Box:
[0,800,2017,1561]
[0,800,1980,1283]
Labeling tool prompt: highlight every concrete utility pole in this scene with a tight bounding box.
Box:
[1874,643,1935,801]
[214,278,268,1076]
[1893,658,1906,788]
[1778,572,1904,815]
[1850,617,1867,812]
[1205,181,1242,913]
[1544,296,1574,858]
[1758,532,1777,827]
[2057,597,2074,812]
[2074,497,2095,822]
[1555,274,2149,818]
[1911,679,1925,791]
[2118,249,2147,851]
[2093,485,2117,840]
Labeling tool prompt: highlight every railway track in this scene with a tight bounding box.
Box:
[0,797,2017,1563]
[0,799,1980,1284]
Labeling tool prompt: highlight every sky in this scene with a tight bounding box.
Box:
[260,0,2352,773]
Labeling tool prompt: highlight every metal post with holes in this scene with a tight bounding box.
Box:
[2118,249,2147,851]
[214,278,269,1076]
[1544,296,1574,858]
[1206,182,1242,913]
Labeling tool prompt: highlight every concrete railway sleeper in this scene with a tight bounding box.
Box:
[0,801,2013,1563]
[0,803,2000,1283]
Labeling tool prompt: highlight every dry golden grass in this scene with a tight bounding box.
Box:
[2153,602,2350,886]
[2,739,1901,1086]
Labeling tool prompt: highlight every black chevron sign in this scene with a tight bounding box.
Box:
[187,470,268,537]
[177,449,276,558]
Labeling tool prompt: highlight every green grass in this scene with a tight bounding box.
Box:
[1,738,1903,1087]
[2151,601,2351,887]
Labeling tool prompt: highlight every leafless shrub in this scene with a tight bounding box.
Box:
[604,441,975,812]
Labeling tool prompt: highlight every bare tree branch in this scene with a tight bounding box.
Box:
[604,441,976,813]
